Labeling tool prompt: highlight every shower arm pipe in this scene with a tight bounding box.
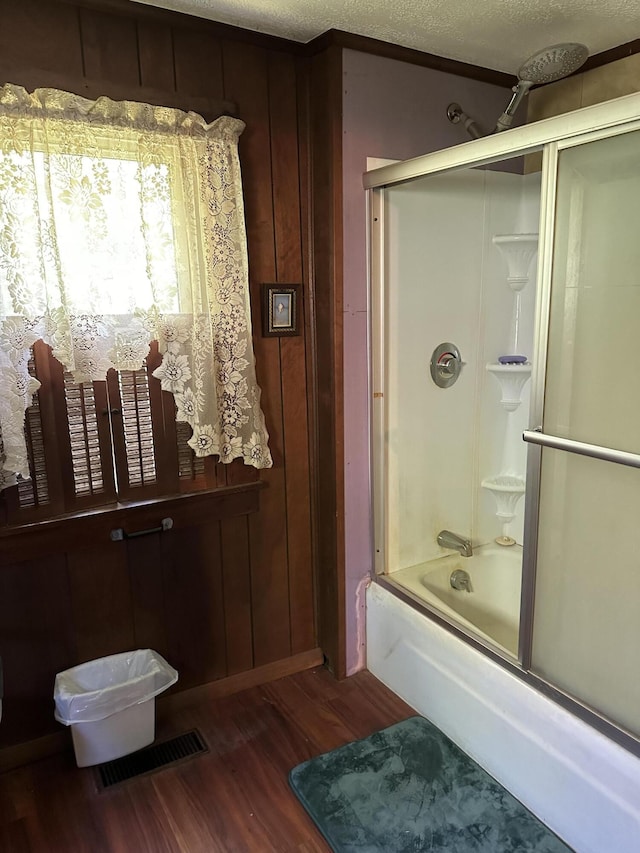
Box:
[446,103,485,139]
[523,429,640,469]
[494,81,534,133]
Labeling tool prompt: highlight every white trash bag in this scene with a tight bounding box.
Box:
[54,649,178,726]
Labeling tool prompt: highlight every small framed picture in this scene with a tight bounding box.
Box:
[262,284,301,336]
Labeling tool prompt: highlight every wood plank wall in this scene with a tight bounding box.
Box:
[0,0,319,749]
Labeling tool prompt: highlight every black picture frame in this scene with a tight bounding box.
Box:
[261,284,301,336]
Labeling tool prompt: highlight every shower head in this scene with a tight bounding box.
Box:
[517,43,589,85]
[494,42,588,133]
[447,42,589,140]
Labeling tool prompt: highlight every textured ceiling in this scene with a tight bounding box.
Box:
[132,0,640,73]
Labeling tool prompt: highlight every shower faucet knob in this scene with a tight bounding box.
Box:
[430,342,464,388]
[438,354,457,376]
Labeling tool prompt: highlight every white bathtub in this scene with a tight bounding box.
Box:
[388,544,522,656]
[367,582,640,853]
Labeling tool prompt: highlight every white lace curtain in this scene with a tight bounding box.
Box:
[0,83,272,493]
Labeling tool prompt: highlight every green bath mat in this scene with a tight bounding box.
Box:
[289,716,571,853]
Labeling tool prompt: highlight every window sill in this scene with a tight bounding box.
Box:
[0,481,264,564]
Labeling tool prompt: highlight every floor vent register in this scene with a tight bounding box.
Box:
[97,730,207,788]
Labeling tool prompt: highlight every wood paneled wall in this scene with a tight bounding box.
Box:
[0,0,319,749]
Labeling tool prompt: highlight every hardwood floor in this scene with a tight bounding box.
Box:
[0,668,415,852]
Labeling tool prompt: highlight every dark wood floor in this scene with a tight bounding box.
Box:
[0,668,415,852]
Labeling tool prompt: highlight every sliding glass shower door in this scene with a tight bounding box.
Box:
[367,93,640,749]
[526,128,640,739]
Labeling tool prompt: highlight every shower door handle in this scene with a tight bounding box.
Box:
[522,430,640,469]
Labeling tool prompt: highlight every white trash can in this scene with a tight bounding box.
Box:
[54,649,178,767]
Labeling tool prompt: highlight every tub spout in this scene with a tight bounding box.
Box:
[437,530,473,557]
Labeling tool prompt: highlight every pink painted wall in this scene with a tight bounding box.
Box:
[342,49,513,673]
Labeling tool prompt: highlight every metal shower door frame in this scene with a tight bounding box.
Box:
[518,119,640,674]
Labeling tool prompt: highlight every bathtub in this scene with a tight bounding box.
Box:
[366,582,640,853]
[387,544,522,656]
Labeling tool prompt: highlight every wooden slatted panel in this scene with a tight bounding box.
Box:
[79,6,140,87]
[173,29,224,100]
[117,368,158,488]
[63,374,105,497]
[162,522,227,688]
[137,19,176,93]
[17,351,50,510]
[223,40,292,666]
[0,0,84,78]
[67,544,135,663]
[107,349,176,501]
[268,50,316,655]
[176,420,205,481]
[309,46,347,676]
[0,554,75,746]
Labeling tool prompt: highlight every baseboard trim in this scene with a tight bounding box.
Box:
[0,731,70,773]
[158,648,325,715]
[0,648,325,773]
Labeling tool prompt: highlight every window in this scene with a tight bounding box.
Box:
[0,83,272,505]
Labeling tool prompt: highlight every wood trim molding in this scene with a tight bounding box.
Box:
[308,33,640,87]
[0,482,263,563]
[305,29,516,87]
[0,649,325,773]
[158,648,325,714]
[581,39,640,73]
[0,731,70,775]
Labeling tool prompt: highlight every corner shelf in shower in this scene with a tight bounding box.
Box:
[486,362,532,412]
[481,475,525,510]
[492,233,538,291]
[481,476,526,538]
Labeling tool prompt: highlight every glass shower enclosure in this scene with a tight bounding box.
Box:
[366,93,640,751]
